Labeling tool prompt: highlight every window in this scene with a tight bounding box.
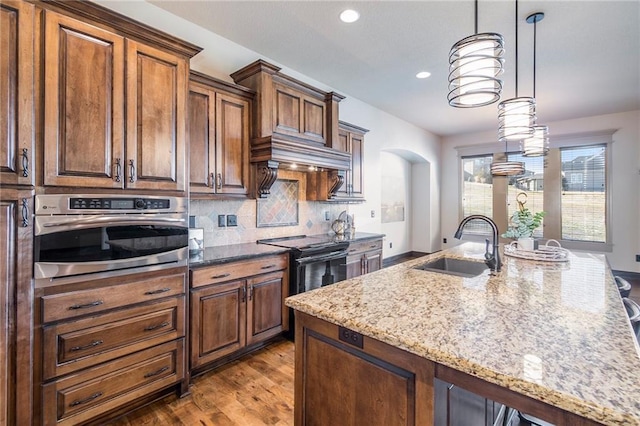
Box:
[458,136,610,249]
[461,155,493,234]
[560,145,607,243]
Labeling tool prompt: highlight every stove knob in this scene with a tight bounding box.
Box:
[134,199,146,210]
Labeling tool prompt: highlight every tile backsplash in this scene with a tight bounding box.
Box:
[189,170,348,247]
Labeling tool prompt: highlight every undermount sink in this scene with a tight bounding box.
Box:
[413,257,489,278]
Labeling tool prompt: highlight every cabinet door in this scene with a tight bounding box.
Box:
[43,11,125,188]
[190,280,246,367]
[334,129,350,198]
[126,40,187,191]
[0,188,33,426]
[345,255,364,280]
[349,132,364,198]
[365,251,382,275]
[272,82,326,145]
[216,92,249,195]
[188,85,215,194]
[1,1,35,186]
[246,271,286,345]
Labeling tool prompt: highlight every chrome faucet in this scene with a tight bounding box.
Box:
[454,215,501,273]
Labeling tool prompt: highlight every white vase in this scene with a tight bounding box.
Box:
[517,237,535,251]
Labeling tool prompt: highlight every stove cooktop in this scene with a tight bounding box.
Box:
[256,234,343,250]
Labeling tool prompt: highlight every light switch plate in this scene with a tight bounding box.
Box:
[227,214,237,227]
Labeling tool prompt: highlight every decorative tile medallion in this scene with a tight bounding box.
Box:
[257,179,299,227]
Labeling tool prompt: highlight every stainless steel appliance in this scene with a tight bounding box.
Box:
[34,194,188,286]
[257,235,348,295]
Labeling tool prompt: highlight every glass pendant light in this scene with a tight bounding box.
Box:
[522,12,549,157]
[448,0,504,108]
[497,0,535,143]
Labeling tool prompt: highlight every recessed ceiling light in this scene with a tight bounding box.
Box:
[340,9,360,23]
[416,71,431,79]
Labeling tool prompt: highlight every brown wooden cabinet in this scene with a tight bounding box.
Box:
[1,0,35,187]
[190,254,288,369]
[294,312,435,425]
[345,238,383,279]
[36,267,188,426]
[334,121,368,200]
[0,188,34,426]
[188,71,252,197]
[42,8,195,192]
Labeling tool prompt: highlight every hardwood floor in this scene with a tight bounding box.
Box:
[107,339,295,426]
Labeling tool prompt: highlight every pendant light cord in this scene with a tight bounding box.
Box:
[474,0,478,34]
[515,0,519,97]
[533,17,537,97]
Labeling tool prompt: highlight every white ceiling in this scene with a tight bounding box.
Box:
[147,0,640,137]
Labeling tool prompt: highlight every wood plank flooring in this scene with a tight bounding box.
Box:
[107,339,295,426]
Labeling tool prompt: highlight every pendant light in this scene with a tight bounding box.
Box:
[497,0,535,143]
[522,12,549,157]
[448,0,505,108]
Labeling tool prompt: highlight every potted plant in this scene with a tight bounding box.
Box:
[501,193,545,250]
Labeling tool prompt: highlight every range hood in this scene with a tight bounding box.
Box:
[231,60,350,198]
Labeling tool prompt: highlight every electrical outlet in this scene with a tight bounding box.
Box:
[324,211,330,221]
[443,238,447,244]
[389,242,393,248]
[636,254,640,262]
[226,214,237,227]
[370,210,375,218]
[218,215,226,227]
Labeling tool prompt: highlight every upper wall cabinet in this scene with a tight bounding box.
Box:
[188,71,253,198]
[230,60,350,197]
[334,121,368,200]
[1,0,35,187]
[41,4,201,192]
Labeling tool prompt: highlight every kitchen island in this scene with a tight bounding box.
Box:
[285,243,640,425]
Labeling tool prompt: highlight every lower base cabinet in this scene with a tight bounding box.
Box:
[190,254,289,369]
[346,238,383,279]
[294,312,435,425]
[36,267,188,426]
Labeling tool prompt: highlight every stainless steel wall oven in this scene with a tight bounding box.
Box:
[34,194,188,285]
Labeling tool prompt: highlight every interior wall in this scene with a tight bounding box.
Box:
[441,110,640,273]
[380,152,411,258]
[411,162,431,254]
[95,0,443,256]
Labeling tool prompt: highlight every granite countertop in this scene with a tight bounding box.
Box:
[286,242,640,425]
[189,232,384,267]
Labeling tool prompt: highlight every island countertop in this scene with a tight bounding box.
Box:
[285,243,640,425]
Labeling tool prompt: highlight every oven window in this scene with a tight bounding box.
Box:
[299,258,346,293]
[35,225,187,262]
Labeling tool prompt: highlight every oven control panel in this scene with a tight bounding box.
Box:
[70,197,170,210]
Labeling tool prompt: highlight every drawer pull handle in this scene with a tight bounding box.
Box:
[349,248,357,252]
[144,288,171,295]
[144,366,169,378]
[68,300,103,310]
[70,392,103,407]
[261,264,276,269]
[369,244,378,248]
[144,321,169,331]
[70,340,104,352]
[212,273,230,279]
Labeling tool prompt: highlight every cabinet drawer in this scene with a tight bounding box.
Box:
[43,297,184,380]
[41,272,186,323]
[42,339,184,426]
[347,239,383,255]
[191,254,288,288]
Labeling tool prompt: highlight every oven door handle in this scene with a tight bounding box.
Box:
[296,250,347,266]
[42,216,186,228]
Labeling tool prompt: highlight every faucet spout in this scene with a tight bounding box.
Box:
[454,215,501,273]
